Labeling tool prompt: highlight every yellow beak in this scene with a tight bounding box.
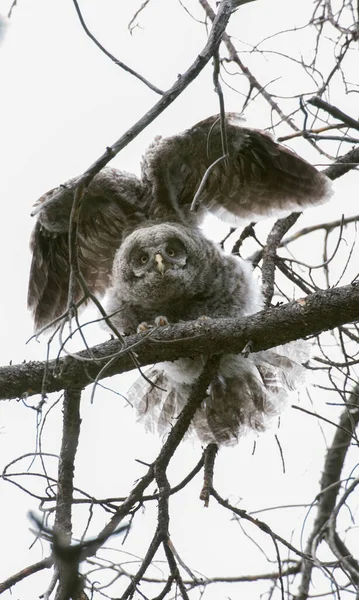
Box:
[155,253,166,276]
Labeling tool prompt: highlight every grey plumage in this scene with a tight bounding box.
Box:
[106,223,261,334]
[27,113,332,444]
[106,222,307,444]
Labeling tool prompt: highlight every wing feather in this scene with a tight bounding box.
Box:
[28,168,145,330]
[142,114,332,225]
[28,114,332,330]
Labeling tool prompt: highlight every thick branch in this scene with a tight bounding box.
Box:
[53,387,82,600]
[54,388,82,539]
[1,282,358,401]
[323,146,359,180]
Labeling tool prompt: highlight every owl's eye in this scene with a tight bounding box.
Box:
[140,254,148,264]
[167,247,175,257]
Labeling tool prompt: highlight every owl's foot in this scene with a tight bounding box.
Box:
[137,316,169,333]
[241,340,253,357]
[155,316,169,327]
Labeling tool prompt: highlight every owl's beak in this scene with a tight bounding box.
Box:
[154,253,167,276]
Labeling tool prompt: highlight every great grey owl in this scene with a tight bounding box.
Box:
[28,114,332,444]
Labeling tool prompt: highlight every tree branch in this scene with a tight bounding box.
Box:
[308,97,359,133]
[83,356,220,561]
[53,387,83,600]
[323,146,359,180]
[295,383,359,600]
[72,0,164,95]
[0,558,53,594]
[1,282,358,401]
[261,212,301,306]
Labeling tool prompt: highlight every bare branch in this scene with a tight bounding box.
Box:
[199,443,218,506]
[295,383,359,600]
[72,0,164,95]
[53,387,82,600]
[0,558,53,594]
[308,97,359,133]
[1,282,358,401]
[261,212,301,307]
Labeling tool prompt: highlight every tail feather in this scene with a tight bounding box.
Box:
[127,341,309,445]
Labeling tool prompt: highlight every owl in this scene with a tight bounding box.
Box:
[28,114,332,444]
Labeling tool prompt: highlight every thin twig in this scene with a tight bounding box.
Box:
[199,443,218,506]
[72,0,164,95]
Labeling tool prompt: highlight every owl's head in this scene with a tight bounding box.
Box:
[111,222,210,306]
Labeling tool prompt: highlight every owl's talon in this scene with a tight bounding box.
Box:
[155,316,169,327]
[137,316,169,333]
[137,322,151,333]
[241,340,253,357]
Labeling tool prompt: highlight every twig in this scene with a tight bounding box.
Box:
[199,0,311,139]
[282,215,359,246]
[210,488,311,560]
[199,443,218,506]
[142,454,205,501]
[7,1,17,18]
[84,356,220,562]
[231,222,257,254]
[190,155,227,211]
[128,0,152,34]
[327,478,359,583]
[110,357,219,599]
[308,97,359,133]
[72,0,164,95]
[213,51,229,163]
[0,558,53,593]
[277,123,350,142]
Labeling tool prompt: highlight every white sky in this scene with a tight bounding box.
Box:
[0,1,358,599]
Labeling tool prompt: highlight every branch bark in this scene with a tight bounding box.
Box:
[1,282,358,401]
[308,97,359,133]
[53,387,82,600]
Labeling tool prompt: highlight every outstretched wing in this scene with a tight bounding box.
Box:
[28,114,332,330]
[28,168,145,330]
[142,114,332,224]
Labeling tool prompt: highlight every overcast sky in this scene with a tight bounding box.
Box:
[0,1,357,598]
